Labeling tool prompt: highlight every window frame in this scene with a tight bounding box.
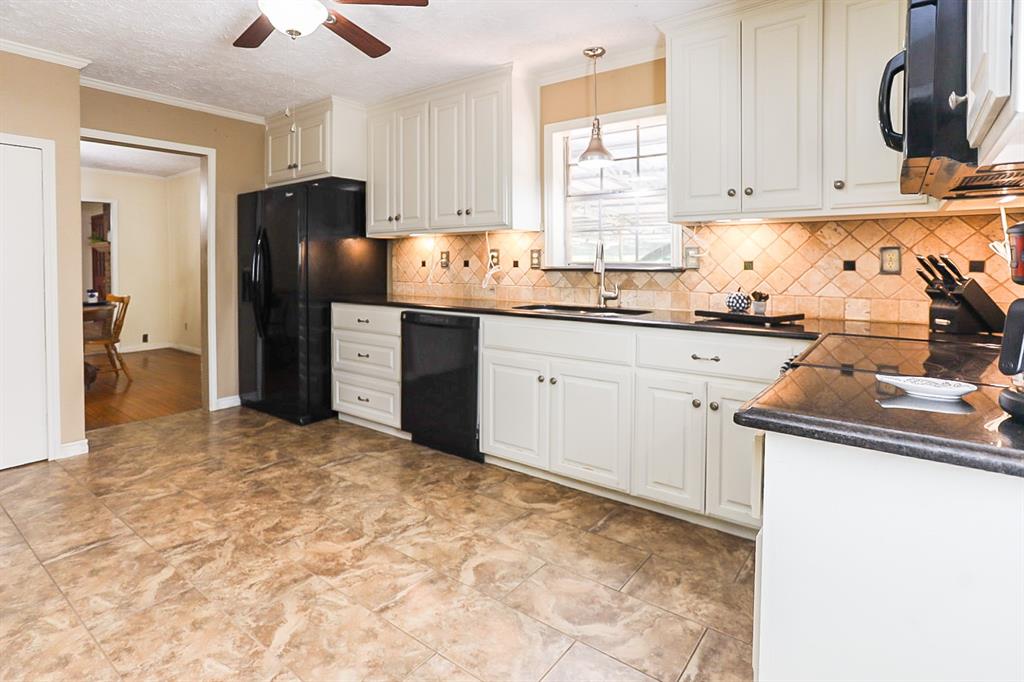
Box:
[543,104,679,270]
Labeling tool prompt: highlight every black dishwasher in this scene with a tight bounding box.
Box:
[401,312,482,462]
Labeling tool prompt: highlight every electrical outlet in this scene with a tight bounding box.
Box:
[489,249,500,267]
[879,246,901,275]
[142,333,149,343]
[530,249,542,269]
[439,251,450,268]
[683,247,701,270]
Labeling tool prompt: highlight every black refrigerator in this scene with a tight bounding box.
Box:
[238,177,388,425]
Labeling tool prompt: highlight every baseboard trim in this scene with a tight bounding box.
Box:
[54,439,89,459]
[171,343,201,355]
[337,413,411,440]
[115,342,202,355]
[213,395,241,410]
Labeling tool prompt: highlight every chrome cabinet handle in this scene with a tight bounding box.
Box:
[948,90,968,110]
[356,318,370,324]
[457,209,464,216]
[550,377,558,385]
[833,179,846,190]
[727,189,736,197]
[356,396,370,403]
[710,401,720,411]
[692,399,702,408]
[691,353,721,362]
[537,375,545,382]
[357,352,370,358]
[744,187,753,196]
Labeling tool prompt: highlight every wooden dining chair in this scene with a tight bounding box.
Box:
[84,294,132,381]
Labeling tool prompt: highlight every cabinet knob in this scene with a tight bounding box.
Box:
[709,401,720,411]
[744,187,753,196]
[387,216,394,222]
[692,398,702,408]
[727,189,736,197]
[537,375,545,383]
[457,209,464,216]
[395,214,401,221]
[466,208,472,216]
[833,179,846,190]
[550,377,558,385]
[948,90,968,110]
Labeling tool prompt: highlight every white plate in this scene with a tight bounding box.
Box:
[876,395,975,414]
[875,374,978,402]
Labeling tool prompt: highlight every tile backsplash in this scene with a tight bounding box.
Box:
[390,213,1021,324]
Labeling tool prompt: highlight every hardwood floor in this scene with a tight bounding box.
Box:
[84,348,201,431]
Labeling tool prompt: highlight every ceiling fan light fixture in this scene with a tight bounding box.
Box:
[578,46,615,169]
[258,0,328,39]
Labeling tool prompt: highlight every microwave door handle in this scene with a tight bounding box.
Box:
[878,50,906,152]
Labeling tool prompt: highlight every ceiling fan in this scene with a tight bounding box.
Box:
[233,0,427,58]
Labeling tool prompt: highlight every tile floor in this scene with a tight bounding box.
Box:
[1,408,754,682]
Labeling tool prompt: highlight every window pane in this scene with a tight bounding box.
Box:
[602,158,638,192]
[636,156,667,192]
[567,131,590,160]
[568,163,602,195]
[601,127,638,160]
[639,123,667,156]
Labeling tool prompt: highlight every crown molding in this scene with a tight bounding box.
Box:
[533,45,665,87]
[79,77,266,126]
[656,0,783,33]
[0,39,90,69]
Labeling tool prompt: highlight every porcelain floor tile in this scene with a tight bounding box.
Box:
[0,610,120,682]
[11,495,133,562]
[679,630,753,682]
[406,653,479,681]
[542,642,657,682]
[505,565,704,682]
[0,542,73,640]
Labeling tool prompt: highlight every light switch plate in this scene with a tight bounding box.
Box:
[439,251,450,269]
[879,246,901,275]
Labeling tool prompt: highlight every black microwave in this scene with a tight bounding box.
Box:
[878,0,1024,199]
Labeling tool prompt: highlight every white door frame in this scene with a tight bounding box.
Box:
[80,128,220,411]
[79,198,119,296]
[0,133,61,461]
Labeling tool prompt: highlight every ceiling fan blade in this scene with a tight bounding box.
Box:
[324,10,391,58]
[334,0,428,6]
[233,14,274,48]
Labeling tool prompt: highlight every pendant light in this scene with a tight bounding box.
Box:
[578,46,615,169]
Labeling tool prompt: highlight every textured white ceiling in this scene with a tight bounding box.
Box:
[0,0,705,117]
[80,141,201,177]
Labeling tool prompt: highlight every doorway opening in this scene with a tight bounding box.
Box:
[80,138,208,430]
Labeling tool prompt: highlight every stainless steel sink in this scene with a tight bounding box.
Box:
[513,304,651,317]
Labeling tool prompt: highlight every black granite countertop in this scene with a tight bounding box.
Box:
[736,334,1024,477]
[336,294,933,341]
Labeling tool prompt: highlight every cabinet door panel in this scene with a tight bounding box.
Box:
[741,0,822,212]
[395,102,429,231]
[465,83,507,227]
[668,20,742,219]
[966,0,1013,146]
[825,0,926,209]
[294,109,329,179]
[706,379,766,528]
[633,371,706,511]
[481,351,548,468]
[430,93,466,229]
[266,120,295,185]
[366,113,395,234]
[549,359,632,491]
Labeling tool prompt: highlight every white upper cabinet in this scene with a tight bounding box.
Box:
[824,0,927,209]
[265,97,367,187]
[661,0,938,221]
[966,0,1013,147]
[366,66,540,237]
[367,102,429,236]
[666,19,742,219]
[740,0,822,213]
[366,112,395,234]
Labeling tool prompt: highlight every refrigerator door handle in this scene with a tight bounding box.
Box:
[252,230,268,339]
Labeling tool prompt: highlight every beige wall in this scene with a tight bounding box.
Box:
[166,169,202,351]
[0,52,85,445]
[80,87,265,400]
[540,58,665,126]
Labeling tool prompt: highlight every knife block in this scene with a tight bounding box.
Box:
[928,278,1006,335]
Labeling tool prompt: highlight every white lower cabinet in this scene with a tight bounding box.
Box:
[705,379,768,526]
[481,350,549,469]
[548,359,633,492]
[633,370,707,512]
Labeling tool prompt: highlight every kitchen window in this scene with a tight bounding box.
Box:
[545,105,678,269]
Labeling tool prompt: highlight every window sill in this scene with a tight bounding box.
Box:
[541,265,685,273]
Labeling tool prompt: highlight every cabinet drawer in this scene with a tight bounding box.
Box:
[637,330,799,382]
[332,372,401,428]
[332,331,400,380]
[332,304,402,336]
[483,317,633,365]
